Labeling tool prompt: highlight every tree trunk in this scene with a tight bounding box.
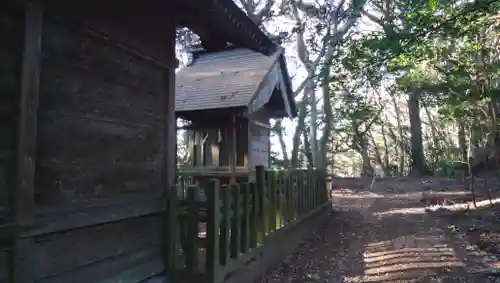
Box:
[273,120,289,167]
[457,120,467,162]
[389,91,406,175]
[408,88,429,176]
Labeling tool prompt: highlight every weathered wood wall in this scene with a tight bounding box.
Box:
[188,119,248,169]
[28,16,168,282]
[36,20,165,204]
[248,108,271,169]
[1,1,177,282]
[0,5,24,282]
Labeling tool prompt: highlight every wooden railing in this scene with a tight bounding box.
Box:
[165,166,330,283]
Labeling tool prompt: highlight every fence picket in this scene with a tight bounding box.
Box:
[268,171,277,232]
[206,179,221,283]
[173,167,329,283]
[241,183,250,253]
[249,182,258,248]
[230,183,241,259]
[256,165,266,242]
[220,184,230,266]
[186,185,199,273]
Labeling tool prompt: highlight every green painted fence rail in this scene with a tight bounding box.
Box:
[165,166,329,283]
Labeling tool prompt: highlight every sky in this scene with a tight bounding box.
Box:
[175,1,384,159]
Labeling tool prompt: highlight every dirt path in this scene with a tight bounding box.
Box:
[256,183,494,283]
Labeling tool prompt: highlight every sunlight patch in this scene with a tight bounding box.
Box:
[372,207,426,217]
[356,238,465,282]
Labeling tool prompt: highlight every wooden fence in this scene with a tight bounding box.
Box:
[164,166,330,283]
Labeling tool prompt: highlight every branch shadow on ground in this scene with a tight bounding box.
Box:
[255,208,367,282]
[332,190,474,283]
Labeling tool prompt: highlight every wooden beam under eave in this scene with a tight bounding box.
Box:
[230,115,237,184]
[15,0,42,224]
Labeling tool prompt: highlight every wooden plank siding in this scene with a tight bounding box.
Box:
[25,14,173,282]
[0,4,26,282]
[0,2,177,282]
[35,20,165,205]
[0,4,24,224]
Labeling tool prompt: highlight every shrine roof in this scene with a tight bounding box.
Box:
[175,46,297,119]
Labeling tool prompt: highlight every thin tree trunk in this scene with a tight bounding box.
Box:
[408,88,429,176]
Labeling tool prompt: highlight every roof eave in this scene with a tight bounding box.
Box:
[277,51,298,118]
[178,0,276,56]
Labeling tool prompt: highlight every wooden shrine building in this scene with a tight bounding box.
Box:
[0,0,275,282]
[176,44,297,183]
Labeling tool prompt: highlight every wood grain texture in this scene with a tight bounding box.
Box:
[16,0,43,223]
[35,21,165,205]
[0,6,24,224]
[32,215,162,280]
[0,246,8,283]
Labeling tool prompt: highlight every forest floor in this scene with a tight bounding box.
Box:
[256,176,500,283]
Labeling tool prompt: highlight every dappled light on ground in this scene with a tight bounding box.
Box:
[372,206,427,217]
[426,197,500,212]
[257,178,500,282]
[343,238,466,282]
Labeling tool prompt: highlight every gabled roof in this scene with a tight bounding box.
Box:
[177,0,276,55]
[175,47,297,118]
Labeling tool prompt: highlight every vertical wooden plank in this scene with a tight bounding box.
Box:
[275,172,281,228]
[284,172,291,223]
[210,131,219,166]
[194,142,202,166]
[11,239,34,283]
[293,172,298,220]
[302,170,309,214]
[164,184,179,283]
[315,170,322,207]
[249,182,257,249]
[302,171,307,213]
[160,15,178,283]
[230,116,237,184]
[13,2,43,283]
[219,184,230,266]
[322,170,328,203]
[230,183,241,259]
[300,170,308,213]
[313,169,319,208]
[206,179,221,283]
[241,183,250,254]
[255,165,265,243]
[268,171,276,232]
[307,169,312,211]
[186,185,199,274]
[296,171,301,216]
[15,0,42,225]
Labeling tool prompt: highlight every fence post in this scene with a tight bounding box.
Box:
[276,171,283,228]
[268,170,277,232]
[220,184,231,266]
[241,183,250,253]
[296,172,302,217]
[285,171,292,223]
[206,179,221,283]
[305,168,313,212]
[186,185,199,274]
[165,184,178,282]
[315,170,319,207]
[255,165,266,243]
[249,182,258,248]
[231,183,241,259]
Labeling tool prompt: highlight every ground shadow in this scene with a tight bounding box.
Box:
[255,207,367,282]
[332,188,477,283]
